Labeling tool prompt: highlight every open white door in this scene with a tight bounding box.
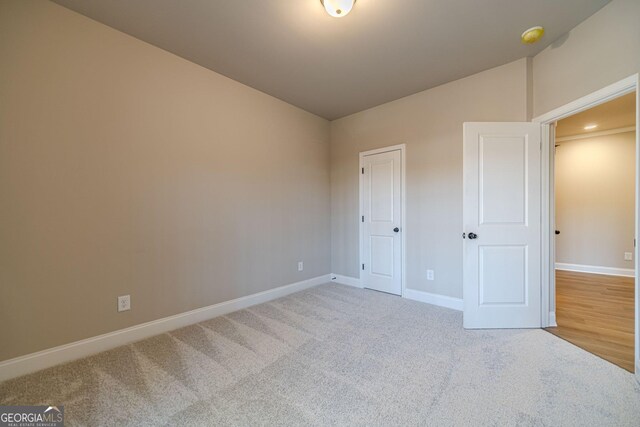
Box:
[463,122,542,329]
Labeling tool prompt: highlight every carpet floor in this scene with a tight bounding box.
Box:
[1,283,639,426]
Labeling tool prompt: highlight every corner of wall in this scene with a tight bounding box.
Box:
[526,56,534,121]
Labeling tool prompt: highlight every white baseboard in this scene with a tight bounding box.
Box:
[548,311,557,327]
[329,275,462,311]
[0,274,331,382]
[330,274,363,288]
[403,288,463,311]
[555,263,635,277]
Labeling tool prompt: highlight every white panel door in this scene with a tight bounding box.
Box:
[463,123,541,328]
[362,149,402,295]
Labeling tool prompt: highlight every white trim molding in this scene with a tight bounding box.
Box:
[555,263,635,278]
[330,274,363,288]
[403,288,463,311]
[0,274,331,382]
[330,275,463,312]
[533,75,638,124]
[555,126,635,142]
[548,311,557,327]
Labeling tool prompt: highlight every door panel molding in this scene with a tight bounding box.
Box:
[359,144,406,296]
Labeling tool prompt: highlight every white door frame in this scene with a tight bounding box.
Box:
[359,144,406,296]
[533,74,639,376]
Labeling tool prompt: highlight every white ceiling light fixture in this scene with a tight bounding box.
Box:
[584,124,598,130]
[321,0,356,18]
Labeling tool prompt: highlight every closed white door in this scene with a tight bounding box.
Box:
[463,123,541,328]
[362,149,402,295]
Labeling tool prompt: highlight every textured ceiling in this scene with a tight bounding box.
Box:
[52,0,611,119]
[557,92,636,138]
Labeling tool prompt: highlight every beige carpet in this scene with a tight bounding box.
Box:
[1,283,639,426]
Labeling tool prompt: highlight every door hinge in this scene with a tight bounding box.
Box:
[362,263,365,270]
[362,215,364,222]
[362,167,364,174]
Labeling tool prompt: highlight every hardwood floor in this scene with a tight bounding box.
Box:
[545,270,635,372]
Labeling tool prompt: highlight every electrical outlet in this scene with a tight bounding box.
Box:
[298,261,304,271]
[117,295,131,312]
[624,252,633,261]
[427,270,435,281]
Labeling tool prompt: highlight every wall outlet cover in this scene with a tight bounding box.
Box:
[427,270,435,281]
[624,252,633,261]
[118,295,131,312]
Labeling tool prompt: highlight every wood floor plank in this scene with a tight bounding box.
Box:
[544,270,635,373]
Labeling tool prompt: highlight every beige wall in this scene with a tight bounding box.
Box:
[555,131,636,269]
[533,0,640,117]
[0,1,330,361]
[330,59,529,298]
